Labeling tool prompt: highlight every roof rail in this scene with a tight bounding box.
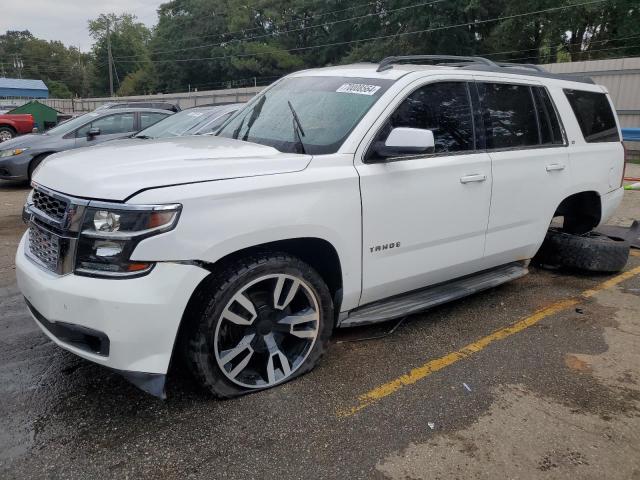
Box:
[495,62,546,72]
[377,55,497,72]
[375,54,595,84]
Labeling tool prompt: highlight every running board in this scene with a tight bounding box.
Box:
[340,262,528,328]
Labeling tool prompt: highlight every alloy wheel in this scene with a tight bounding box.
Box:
[0,131,13,142]
[213,273,321,388]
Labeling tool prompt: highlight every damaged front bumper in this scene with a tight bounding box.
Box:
[15,234,209,397]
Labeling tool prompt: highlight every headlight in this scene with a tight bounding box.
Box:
[0,148,28,158]
[75,203,181,278]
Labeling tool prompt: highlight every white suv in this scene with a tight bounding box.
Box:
[16,56,625,398]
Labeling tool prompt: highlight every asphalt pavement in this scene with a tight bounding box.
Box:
[1,175,639,480]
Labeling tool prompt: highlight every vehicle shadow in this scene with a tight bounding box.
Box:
[0,180,30,191]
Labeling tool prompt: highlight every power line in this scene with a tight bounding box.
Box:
[114,0,608,65]
[482,33,640,60]
[505,43,640,64]
[142,0,381,54]
[113,0,445,60]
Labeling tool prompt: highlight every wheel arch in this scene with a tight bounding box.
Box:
[28,152,56,179]
[553,190,602,234]
[0,123,17,133]
[170,237,344,371]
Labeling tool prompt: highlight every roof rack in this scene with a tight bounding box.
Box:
[376,54,595,84]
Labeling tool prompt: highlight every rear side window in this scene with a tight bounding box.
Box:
[375,81,475,154]
[564,89,619,142]
[533,87,564,145]
[477,83,539,149]
[140,112,169,129]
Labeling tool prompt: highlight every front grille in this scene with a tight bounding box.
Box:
[32,189,69,221]
[28,223,60,271]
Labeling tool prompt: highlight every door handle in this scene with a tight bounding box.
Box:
[460,174,487,184]
[546,163,566,172]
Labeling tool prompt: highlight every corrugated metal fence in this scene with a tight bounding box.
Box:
[543,56,640,129]
[0,86,263,113]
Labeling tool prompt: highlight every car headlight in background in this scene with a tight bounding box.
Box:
[0,148,28,158]
[75,203,181,278]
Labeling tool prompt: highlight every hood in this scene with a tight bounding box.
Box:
[0,133,50,150]
[33,135,311,201]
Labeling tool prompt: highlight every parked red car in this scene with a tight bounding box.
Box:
[0,114,34,142]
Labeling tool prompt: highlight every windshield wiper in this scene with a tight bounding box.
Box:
[134,134,153,139]
[287,101,307,155]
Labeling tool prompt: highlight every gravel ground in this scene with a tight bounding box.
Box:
[1,166,639,479]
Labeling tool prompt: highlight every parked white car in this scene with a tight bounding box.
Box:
[16,56,625,398]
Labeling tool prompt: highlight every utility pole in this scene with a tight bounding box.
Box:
[106,19,114,97]
[13,56,24,79]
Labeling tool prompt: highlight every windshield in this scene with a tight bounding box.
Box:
[135,108,217,139]
[217,76,393,154]
[45,112,100,136]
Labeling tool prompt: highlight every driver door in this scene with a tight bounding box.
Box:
[356,80,493,305]
[74,112,137,147]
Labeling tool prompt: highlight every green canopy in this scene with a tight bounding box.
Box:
[8,100,61,132]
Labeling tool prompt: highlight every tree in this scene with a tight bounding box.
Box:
[0,30,91,97]
[88,13,153,96]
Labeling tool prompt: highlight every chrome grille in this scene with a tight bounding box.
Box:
[32,189,68,221]
[28,224,60,271]
[25,186,87,275]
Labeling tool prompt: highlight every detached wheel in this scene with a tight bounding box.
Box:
[541,229,630,273]
[185,253,333,398]
[0,126,15,142]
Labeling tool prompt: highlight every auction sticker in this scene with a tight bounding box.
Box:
[336,83,381,95]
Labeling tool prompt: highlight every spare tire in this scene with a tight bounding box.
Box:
[540,229,630,273]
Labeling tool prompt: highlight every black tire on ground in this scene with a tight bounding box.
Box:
[0,126,16,142]
[184,252,334,398]
[540,229,630,273]
[28,153,50,181]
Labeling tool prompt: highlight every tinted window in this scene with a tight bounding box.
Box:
[140,112,169,129]
[477,83,538,149]
[533,87,564,145]
[76,113,136,137]
[371,82,474,157]
[564,89,619,142]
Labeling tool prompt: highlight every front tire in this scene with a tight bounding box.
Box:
[184,253,334,398]
[28,153,50,181]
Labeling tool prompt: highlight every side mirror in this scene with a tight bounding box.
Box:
[87,127,101,139]
[368,127,435,162]
[383,127,435,155]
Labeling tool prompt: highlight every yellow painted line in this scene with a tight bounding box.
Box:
[338,265,640,417]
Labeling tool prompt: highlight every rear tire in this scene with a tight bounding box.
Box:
[0,126,15,143]
[539,229,630,273]
[184,252,334,398]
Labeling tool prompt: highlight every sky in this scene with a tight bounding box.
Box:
[1,0,162,52]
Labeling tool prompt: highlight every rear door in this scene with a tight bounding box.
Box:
[139,111,171,131]
[356,79,493,305]
[474,79,570,263]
